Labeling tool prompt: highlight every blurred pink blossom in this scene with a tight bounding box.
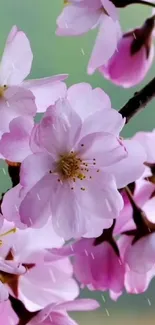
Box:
[56,0,121,74]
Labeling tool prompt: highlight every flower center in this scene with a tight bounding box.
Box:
[56,152,83,180]
[0,85,7,98]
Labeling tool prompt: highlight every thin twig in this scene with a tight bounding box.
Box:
[113,0,155,8]
[119,76,155,123]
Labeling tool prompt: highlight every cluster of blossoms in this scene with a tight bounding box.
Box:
[1,0,155,323]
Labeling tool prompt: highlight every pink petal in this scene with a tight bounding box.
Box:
[28,310,78,325]
[57,299,100,311]
[82,108,125,137]
[104,139,146,188]
[67,83,111,121]
[101,0,118,20]
[125,269,151,294]
[88,15,121,74]
[74,172,124,221]
[125,233,155,273]
[83,217,113,238]
[19,262,79,311]
[0,301,19,322]
[34,99,82,158]
[23,76,68,113]
[109,290,122,301]
[51,182,87,240]
[0,26,33,85]
[29,124,43,154]
[91,242,125,294]
[19,174,53,228]
[77,132,127,167]
[0,116,33,162]
[0,107,17,135]
[0,282,8,302]
[0,260,25,275]
[56,5,100,36]
[12,220,64,256]
[1,184,26,228]
[4,86,36,117]
[20,152,53,190]
[143,197,155,223]
[134,130,155,163]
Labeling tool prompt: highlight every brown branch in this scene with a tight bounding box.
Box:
[119,76,155,123]
[9,295,38,325]
[113,0,155,8]
[6,161,21,187]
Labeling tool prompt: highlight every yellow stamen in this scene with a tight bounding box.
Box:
[56,152,83,180]
[0,228,16,238]
[0,85,7,98]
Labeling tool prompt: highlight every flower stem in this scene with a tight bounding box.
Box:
[119,76,155,123]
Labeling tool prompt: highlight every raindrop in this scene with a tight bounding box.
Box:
[2,168,6,175]
[81,48,85,55]
[147,298,151,306]
[84,249,88,256]
[105,308,110,316]
[101,295,106,303]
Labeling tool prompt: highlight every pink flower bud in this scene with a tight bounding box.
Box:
[99,16,155,87]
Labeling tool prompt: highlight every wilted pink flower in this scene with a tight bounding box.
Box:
[17,98,128,240]
[27,299,100,325]
[99,16,155,87]
[49,237,125,301]
[0,219,79,311]
[56,0,121,74]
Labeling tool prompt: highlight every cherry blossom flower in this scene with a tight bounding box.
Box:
[16,98,128,239]
[56,0,121,74]
[27,299,100,325]
[1,83,147,239]
[99,16,155,87]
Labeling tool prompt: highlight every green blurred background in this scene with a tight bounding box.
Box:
[0,0,155,323]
